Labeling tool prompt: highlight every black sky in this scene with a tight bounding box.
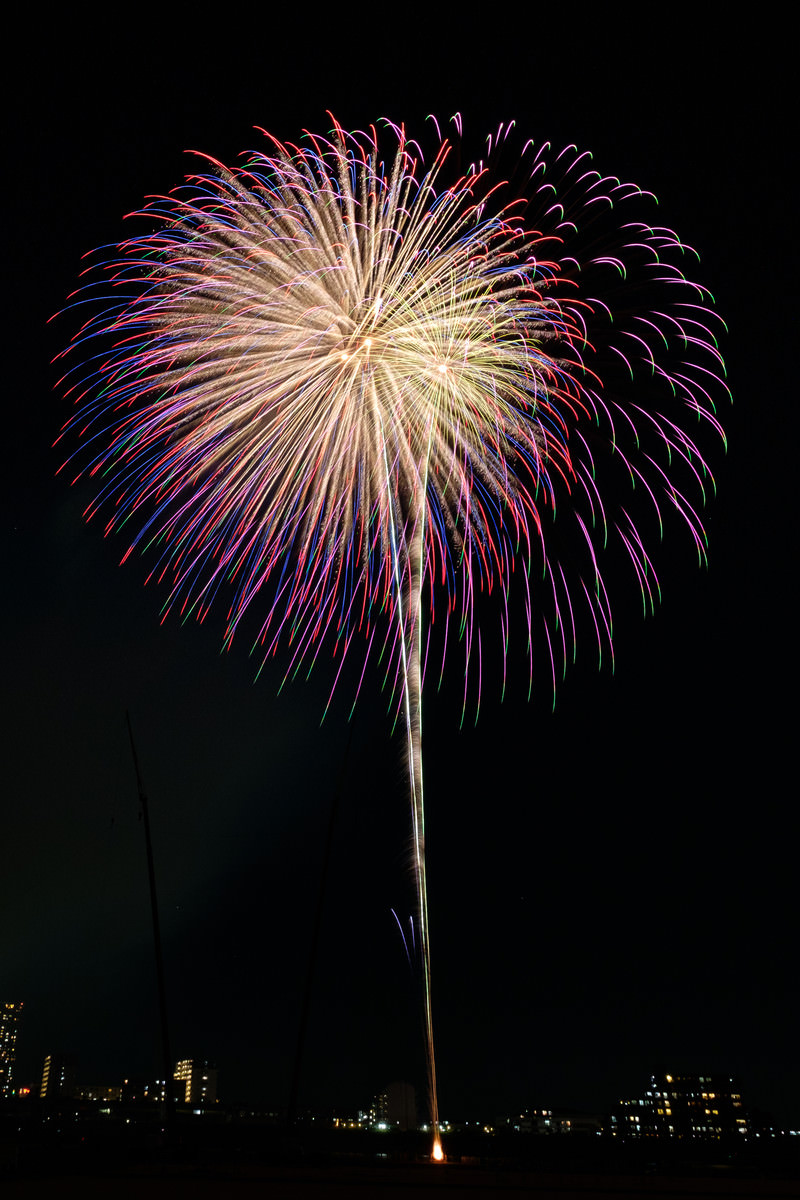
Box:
[4,15,796,1125]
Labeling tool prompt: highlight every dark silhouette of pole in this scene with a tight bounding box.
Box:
[287,721,354,1126]
[126,710,174,1141]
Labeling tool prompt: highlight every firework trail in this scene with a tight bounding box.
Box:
[55,114,727,1158]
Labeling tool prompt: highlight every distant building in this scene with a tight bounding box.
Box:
[368,1082,416,1131]
[507,1108,603,1135]
[115,1077,172,1103]
[173,1059,217,1105]
[40,1052,76,1100]
[74,1084,123,1103]
[1,1002,24,1098]
[613,1072,748,1139]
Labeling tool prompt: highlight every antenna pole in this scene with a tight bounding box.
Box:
[126,711,174,1141]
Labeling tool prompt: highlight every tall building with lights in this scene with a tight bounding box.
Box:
[1,1002,24,1098]
[40,1052,76,1101]
[173,1059,217,1105]
[614,1072,748,1139]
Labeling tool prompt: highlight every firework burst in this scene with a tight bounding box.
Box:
[55,114,728,1156]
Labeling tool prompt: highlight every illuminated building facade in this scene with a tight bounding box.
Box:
[614,1072,748,1139]
[363,1082,417,1131]
[40,1052,76,1100]
[1,1002,24,1098]
[173,1058,217,1105]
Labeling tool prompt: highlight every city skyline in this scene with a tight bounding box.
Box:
[7,1020,792,1143]
[5,1000,796,1137]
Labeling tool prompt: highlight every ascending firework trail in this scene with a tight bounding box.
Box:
[55,114,728,1159]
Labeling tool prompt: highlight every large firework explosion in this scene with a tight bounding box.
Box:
[55,114,727,1157]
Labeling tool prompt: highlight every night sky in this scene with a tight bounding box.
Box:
[5,16,795,1126]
